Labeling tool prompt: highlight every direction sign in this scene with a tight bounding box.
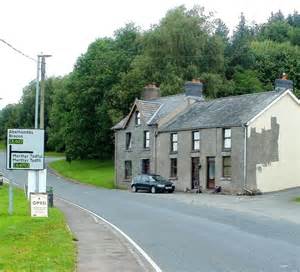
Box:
[7,129,44,170]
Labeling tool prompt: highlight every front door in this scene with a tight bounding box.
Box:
[207,157,215,189]
[191,157,200,189]
[141,159,150,174]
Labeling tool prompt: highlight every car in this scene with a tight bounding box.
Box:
[131,174,175,194]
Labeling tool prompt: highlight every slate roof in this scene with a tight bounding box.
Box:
[159,90,284,132]
[112,94,186,129]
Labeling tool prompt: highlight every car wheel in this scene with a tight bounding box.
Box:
[131,185,137,193]
[151,186,156,194]
[169,189,174,193]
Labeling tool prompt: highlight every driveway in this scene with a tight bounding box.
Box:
[1,152,300,272]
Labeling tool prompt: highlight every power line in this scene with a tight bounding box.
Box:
[0,38,36,62]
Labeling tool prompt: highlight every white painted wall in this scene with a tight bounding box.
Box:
[248,92,300,192]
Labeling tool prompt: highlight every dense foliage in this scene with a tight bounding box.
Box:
[0,7,299,159]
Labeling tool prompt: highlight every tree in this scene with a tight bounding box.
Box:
[251,40,300,93]
[227,13,256,77]
[65,24,141,159]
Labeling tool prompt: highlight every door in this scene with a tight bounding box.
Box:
[141,159,150,174]
[191,157,200,189]
[207,157,215,189]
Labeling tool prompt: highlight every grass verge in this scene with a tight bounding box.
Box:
[0,185,76,271]
[49,159,115,189]
[294,197,300,203]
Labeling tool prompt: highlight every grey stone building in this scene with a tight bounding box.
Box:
[113,79,300,194]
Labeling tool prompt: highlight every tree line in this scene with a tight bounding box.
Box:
[0,6,299,160]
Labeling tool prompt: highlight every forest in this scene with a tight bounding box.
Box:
[0,6,300,160]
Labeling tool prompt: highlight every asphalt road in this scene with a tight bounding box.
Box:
[1,152,300,272]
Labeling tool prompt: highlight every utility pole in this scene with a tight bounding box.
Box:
[32,54,51,194]
[39,55,51,129]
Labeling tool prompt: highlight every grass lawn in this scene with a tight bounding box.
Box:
[45,151,65,158]
[0,185,76,271]
[294,197,300,203]
[49,159,115,189]
[0,140,5,150]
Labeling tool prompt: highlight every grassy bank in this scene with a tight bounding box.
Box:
[49,159,115,189]
[0,185,76,271]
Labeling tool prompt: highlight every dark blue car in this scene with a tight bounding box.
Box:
[131,174,175,194]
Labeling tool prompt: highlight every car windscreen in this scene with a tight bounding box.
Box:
[150,175,167,183]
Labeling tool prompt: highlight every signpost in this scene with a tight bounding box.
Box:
[7,129,44,170]
[6,129,45,214]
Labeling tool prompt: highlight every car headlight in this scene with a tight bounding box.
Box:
[157,184,165,188]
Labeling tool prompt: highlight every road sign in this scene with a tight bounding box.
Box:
[30,193,48,217]
[7,129,44,170]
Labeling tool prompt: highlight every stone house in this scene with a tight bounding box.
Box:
[112,79,300,194]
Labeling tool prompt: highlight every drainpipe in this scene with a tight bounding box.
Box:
[242,124,248,192]
[154,128,158,174]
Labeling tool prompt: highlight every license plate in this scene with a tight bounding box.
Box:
[165,187,172,189]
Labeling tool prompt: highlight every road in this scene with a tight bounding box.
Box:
[1,152,300,272]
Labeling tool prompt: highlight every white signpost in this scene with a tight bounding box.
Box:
[6,129,46,207]
[30,193,48,217]
[7,129,44,170]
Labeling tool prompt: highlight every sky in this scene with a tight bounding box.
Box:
[0,0,299,109]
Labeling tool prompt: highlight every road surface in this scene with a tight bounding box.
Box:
[1,152,300,272]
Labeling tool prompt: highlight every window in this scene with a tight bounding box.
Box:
[144,131,150,149]
[125,161,132,180]
[170,133,178,152]
[223,128,231,150]
[170,158,177,178]
[192,131,200,151]
[142,159,150,174]
[126,132,132,150]
[223,156,232,178]
[135,111,141,125]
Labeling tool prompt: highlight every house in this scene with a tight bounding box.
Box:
[112,78,300,194]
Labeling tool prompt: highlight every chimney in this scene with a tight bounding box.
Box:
[141,84,160,100]
[274,73,293,92]
[184,79,204,99]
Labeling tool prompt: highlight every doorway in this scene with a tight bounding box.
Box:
[141,159,150,174]
[207,157,215,189]
[191,157,200,189]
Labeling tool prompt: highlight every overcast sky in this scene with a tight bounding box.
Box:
[0,0,299,108]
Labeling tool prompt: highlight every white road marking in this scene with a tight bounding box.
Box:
[58,197,162,272]
[2,176,162,272]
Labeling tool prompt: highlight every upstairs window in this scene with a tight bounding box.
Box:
[144,131,150,149]
[170,133,178,153]
[192,131,200,151]
[223,128,231,150]
[135,111,141,125]
[223,156,232,178]
[126,132,132,150]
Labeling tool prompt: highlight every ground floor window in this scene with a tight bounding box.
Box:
[141,159,150,174]
[170,158,177,178]
[223,156,232,178]
[125,161,132,180]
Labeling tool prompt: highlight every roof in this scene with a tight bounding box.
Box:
[112,94,186,130]
[159,90,285,132]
